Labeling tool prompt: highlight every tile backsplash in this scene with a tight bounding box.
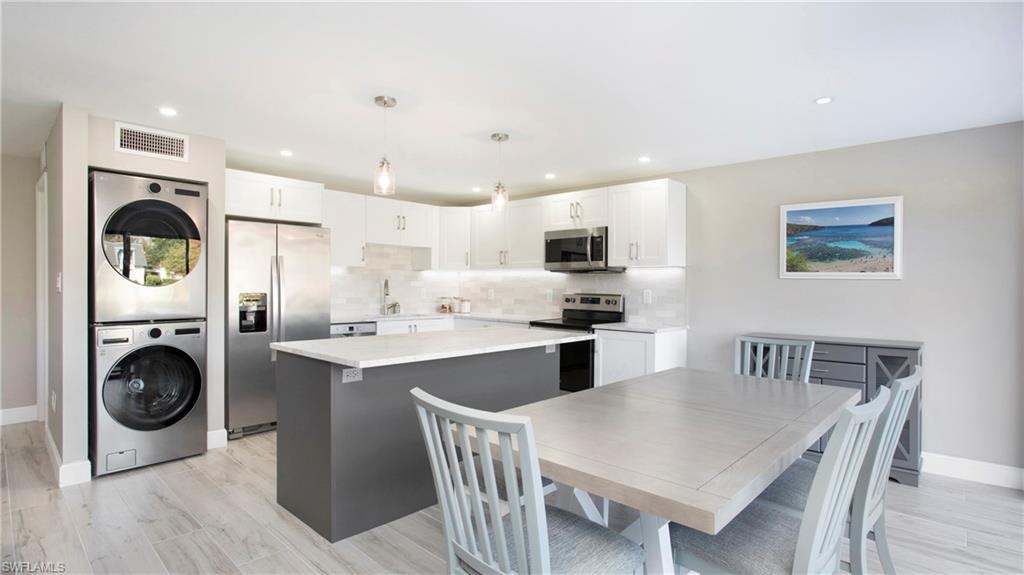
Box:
[331,245,686,324]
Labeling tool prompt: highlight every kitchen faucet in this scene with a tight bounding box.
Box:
[381,278,400,315]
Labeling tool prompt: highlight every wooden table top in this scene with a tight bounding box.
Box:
[504,367,860,534]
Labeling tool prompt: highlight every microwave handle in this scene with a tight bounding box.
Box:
[586,234,593,266]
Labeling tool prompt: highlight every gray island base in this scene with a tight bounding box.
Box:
[272,328,588,542]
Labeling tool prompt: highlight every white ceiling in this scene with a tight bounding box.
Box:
[3,2,1021,204]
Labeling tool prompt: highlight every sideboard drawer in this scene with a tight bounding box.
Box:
[810,343,866,364]
[808,360,866,383]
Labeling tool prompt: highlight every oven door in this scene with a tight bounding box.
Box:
[558,339,595,392]
[545,228,605,271]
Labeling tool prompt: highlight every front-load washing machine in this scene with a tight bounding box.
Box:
[91,320,207,476]
[91,170,207,323]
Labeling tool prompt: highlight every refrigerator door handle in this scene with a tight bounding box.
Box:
[278,255,286,342]
[270,255,279,362]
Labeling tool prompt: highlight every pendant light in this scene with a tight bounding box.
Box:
[491,132,509,211]
[373,95,397,196]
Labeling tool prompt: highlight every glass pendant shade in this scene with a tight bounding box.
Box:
[491,181,508,211]
[374,156,396,196]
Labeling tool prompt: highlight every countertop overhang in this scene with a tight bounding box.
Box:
[270,326,595,368]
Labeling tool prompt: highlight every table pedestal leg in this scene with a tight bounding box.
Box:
[640,512,673,575]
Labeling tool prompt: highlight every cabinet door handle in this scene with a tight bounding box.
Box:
[269,187,275,207]
[402,215,407,230]
[628,242,635,260]
[570,203,576,219]
[576,202,583,220]
[634,242,640,260]
[396,215,401,230]
[465,251,469,267]
[278,188,283,207]
[361,245,366,262]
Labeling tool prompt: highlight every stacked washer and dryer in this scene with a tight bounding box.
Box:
[89,170,208,476]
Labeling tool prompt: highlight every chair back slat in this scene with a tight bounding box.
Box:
[458,423,494,563]
[855,366,923,522]
[734,336,815,383]
[411,387,550,575]
[793,386,890,574]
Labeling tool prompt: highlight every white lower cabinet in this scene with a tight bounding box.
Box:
[376,317,455,335]
[594,328,687,386]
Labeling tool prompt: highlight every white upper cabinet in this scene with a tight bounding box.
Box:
[225,168,324,224]
[364,196,436,248]
[505,199,545,268]
[469,199,544,269]
[470,204,506,269]
[606,179,685,268]
[543,188,608,230]
[322,190,366,268]
[438,207,471,270]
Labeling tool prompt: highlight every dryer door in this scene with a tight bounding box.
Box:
[103,345,202,431]
[101,199,202,287]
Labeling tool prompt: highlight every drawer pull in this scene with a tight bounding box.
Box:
[813,350,829,355]
[811,368,830,373]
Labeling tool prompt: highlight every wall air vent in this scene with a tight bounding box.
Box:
[114,122,189,162]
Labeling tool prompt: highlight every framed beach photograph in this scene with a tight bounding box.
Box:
[780,196,903,279]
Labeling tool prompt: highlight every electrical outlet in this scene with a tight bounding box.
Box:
[643,289,653,304]
[545,345,556,354]
[50,390,57,412]
[341,368,363,383]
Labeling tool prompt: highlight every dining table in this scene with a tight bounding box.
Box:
[495,366,861,574]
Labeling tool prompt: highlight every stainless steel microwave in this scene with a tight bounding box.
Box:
[544,227,625,273]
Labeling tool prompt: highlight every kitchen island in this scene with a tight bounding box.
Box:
[269,326,593,542]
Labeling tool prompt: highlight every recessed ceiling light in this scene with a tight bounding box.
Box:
[638,156,651,164]
[815,97,833,105]
[471,186,481,192]
[158,106,177,117]
[279,149,293,157]
[544,173,556,180]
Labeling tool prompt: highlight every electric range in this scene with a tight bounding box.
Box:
[529,293,624,392]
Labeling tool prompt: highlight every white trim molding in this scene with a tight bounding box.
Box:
[922,451,1024,490]
[44,425,91,487]
[207,428,228,449]
[0,405,40,426]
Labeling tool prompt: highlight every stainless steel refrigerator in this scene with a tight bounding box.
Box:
[226,220,330,437]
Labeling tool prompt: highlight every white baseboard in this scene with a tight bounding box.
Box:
[207,428,227,450]
[44,425,91,487]
[922,451,1024,490]
[1,405,40,426]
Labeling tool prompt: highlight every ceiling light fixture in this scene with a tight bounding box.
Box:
[158,107,177,117]
[544,173,556,180]
[373,95,398,196]
[815,96,833,105]
[279,149,293,157]
[491,132,510,212]
[638,156,651,164]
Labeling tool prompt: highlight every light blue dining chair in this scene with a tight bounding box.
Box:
[410,388,644,575]
[757,366,923,575]
[734,336,816,383]
[669,386,890,575]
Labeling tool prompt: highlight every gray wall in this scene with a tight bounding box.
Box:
[44,105,90,460]
[676,122,1023,469]
[1,155,39,409]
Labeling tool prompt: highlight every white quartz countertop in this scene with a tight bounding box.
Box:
[592,321,688,334]
[271,326,595,368]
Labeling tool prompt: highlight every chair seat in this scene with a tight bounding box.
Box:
[491,505,645,575]
[757,457,817,512]
[475,457,554,500]
[670,501,802,575]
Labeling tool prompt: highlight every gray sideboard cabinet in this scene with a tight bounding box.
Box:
[745,332,924,486]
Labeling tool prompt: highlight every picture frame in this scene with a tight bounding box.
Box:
[780,196,903,279]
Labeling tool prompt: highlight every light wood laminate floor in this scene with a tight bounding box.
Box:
[2,422,1021,574]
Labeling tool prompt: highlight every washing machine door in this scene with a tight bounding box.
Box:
[101,199,202,287]
[103,345,202,431]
